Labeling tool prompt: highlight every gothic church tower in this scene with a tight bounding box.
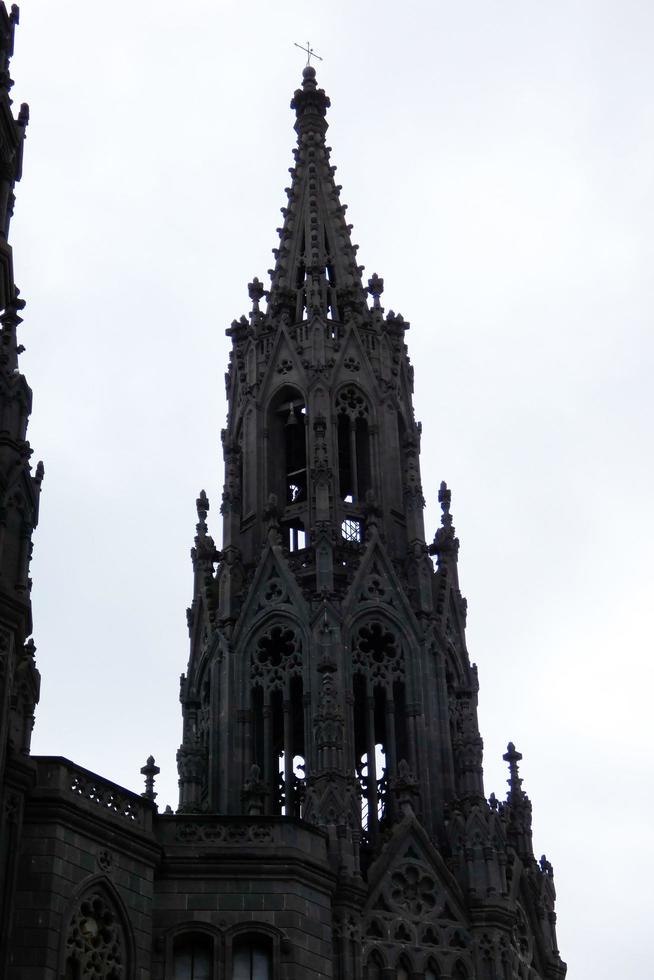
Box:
[176,66,567,980]
[0,30,566,977]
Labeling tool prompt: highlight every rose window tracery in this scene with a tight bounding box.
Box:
[336,385,369,419]
[388,864,438,917]
[250,624,302,691]
[64,890,126,979]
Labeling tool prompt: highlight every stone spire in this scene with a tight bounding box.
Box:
[267,66,367,323]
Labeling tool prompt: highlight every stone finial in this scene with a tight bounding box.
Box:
[429,480,460,560]
[503,741,524,798]
[196,489,209,525]
[291,65,331,138]
[502,741,534,862]
[248,277,266,330]
[248,276,265,307]
[140,755,160,802]
[367,273,384,309]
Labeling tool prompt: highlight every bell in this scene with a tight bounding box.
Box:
[286,401,298,426]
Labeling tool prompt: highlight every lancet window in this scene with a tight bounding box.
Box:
[351,619,407,841]
[336,386,371,504]
[63,887,128,980]
[268,386,307,510]
[250,624,305,816]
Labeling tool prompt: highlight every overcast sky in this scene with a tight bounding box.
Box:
[9,1,653,977]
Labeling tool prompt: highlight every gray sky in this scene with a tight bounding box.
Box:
[11,1,653,977]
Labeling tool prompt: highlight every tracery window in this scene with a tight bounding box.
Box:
[250,625,305,816]
[336,386,371,503]
[232,936,272,979]
[63,888,127,980]
[173,933,213,980]
[351,619,408,841]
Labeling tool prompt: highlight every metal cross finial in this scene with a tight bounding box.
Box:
[294,41,323,67]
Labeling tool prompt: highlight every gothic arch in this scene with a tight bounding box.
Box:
[395,952,414,977]
[346,585,423,653]
[364,946,388,977]
[334,382,374,503]
[424,958,443,980]
[59,875,135,980]
[266,383,309,510]
[243,617,308,816]
[346,612,412,837]
[451,958,470,980]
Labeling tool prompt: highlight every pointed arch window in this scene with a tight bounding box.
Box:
[336,386,371,503]
[268,386,307,511]
[63,887,129,980]
[250,624,305,816]
[351,619,407,840]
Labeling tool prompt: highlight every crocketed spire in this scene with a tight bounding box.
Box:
[267,67,367,322]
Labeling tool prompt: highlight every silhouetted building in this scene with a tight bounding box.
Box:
[0,12,566,979]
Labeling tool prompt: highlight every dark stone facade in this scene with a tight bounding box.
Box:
[0,13,566,980]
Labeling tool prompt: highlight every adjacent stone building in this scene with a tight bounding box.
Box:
[0,11,566,979]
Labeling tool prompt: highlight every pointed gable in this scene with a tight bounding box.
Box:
[233,538,309,644]
[363,814,470,940]
[342,528,420,638]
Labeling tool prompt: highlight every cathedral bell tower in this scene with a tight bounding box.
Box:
[177,66,566,979]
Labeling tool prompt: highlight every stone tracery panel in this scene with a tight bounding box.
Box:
[64,887,127,980]
[335,384,370,420]
[352,619,404,688]
[250,623,302,692]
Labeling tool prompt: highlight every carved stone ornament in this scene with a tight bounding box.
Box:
[64,891,127,980]
[388,863,439,916]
